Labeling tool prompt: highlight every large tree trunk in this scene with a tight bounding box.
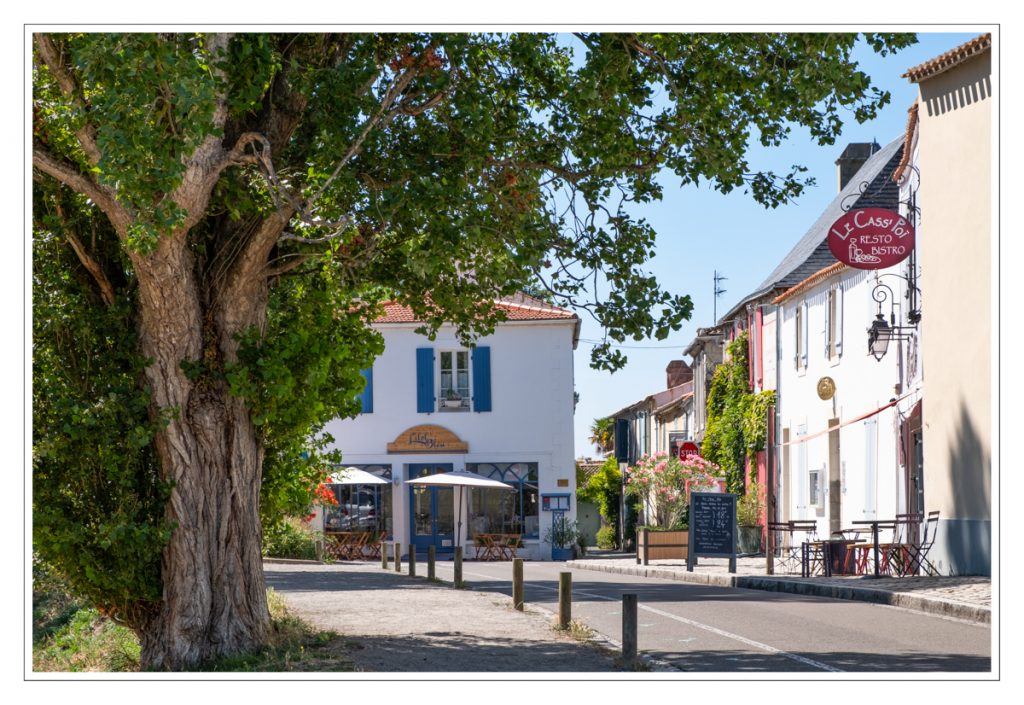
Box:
[132,233,271,670]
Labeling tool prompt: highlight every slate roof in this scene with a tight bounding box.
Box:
[719,136,904,323]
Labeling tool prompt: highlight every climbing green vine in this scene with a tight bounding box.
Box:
[701,332,776,494]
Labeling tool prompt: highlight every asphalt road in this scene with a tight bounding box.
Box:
[428,559,992,673]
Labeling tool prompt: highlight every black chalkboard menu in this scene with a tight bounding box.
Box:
[687,492,737,571]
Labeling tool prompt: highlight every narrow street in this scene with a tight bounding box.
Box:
[425,559,991,673]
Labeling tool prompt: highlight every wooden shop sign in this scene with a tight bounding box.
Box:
[827,207,915,270]
[386,424,468,453]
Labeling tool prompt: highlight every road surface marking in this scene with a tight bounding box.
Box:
[427,564,841,672]
[532,580,844,673]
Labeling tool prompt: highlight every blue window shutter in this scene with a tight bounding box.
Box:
[358,367,373,413]
[416,348,434,413]
[472,346,492,412]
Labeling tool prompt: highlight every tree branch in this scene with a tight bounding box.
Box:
[265,254,311,278]
[34,34,102,166]
[32,144,133,234]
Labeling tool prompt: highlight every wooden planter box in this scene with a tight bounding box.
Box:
[636,528,688,565]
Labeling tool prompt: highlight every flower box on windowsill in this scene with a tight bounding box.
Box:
[441,399,465,409]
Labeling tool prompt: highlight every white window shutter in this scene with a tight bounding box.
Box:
[823,293,831,359]
[836,285,844,356]
[801,302,809,367]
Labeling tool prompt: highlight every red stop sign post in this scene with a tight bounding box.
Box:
[679,441,699,462]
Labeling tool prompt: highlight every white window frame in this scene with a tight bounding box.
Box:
[808,465,823,508]
[438,349,471,411]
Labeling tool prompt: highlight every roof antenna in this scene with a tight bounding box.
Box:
[714,270,728,322]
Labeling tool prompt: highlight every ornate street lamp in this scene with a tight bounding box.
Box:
[867,313,891,361]
[867,280,918,361]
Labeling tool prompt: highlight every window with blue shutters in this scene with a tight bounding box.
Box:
[357,367,373,413]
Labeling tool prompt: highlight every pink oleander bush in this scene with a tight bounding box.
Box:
[626,451,725,529]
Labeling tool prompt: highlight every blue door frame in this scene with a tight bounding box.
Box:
[409,464,455,554]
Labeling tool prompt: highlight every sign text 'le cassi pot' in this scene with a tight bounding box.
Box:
[827,207,915,270]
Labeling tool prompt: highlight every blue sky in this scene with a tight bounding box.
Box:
[571,31,982,458]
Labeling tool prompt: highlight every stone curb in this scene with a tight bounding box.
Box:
[567,560,990,625]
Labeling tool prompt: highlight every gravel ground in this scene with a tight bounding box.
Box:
[263,561,623,673]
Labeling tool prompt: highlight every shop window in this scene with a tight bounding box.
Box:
[466,462,539,538]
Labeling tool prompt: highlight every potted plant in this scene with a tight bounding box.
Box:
[442,389,463,408]
[544,516,580,561]
[736,480,765,555]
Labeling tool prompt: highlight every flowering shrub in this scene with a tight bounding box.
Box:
[625,451,725,529]
[300,481,340,523]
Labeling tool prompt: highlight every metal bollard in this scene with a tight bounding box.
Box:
[408,546,417,577]
[454,546,463,587]
[512,558,524,611]
[428,545,436,580]
[394,542,402,573]
[382,542,389,570]
[622,593,638,668]
[558,571,572,629]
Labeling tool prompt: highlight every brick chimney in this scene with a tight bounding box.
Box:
[835,141,881,191]
[666,359,692,388]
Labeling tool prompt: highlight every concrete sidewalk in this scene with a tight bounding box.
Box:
[567,554,991,624]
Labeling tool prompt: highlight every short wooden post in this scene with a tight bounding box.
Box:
[428,546,436,579]
[454,546,463,587]
[558,571,572,629]
[622,593,638,668]
[394,542,402,573]
[408,546,417,577]
[382,542,389,570]
[512,558,524,611]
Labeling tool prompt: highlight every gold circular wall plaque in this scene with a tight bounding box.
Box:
[817,376,836,400]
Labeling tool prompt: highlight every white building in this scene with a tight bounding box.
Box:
[770,137,916,537]
[318,293,580,561]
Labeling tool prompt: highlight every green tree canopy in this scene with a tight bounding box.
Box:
[32,31,915,669]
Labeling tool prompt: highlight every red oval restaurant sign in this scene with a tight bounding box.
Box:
[827,207,915,270]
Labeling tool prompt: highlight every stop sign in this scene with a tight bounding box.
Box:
[679,441,699,461]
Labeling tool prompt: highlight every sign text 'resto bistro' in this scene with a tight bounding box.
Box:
[827,207,915,270]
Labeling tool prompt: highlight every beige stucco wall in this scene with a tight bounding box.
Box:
[916,49,992,574]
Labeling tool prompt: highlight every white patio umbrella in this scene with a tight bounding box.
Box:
[329,466,389,485]
[404,470,514,549]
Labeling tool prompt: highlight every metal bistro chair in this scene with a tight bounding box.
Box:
[902,510,940,576]
[769,520,818,575]
[791,520,825,577]
[888,513,924,577]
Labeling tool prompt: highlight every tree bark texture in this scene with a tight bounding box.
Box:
[131,232,272,669]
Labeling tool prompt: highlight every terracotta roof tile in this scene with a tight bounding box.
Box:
[892,103,920,183]
[772,261,848,304]
[373,295,577,324]
[903,33,992,83]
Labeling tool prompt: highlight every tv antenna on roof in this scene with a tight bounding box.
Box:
[714,270,728,322]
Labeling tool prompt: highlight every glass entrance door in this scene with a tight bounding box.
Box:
[409,464,455,553]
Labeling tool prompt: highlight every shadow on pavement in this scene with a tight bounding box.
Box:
[340,632,620,672]
[653,647,990,673]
